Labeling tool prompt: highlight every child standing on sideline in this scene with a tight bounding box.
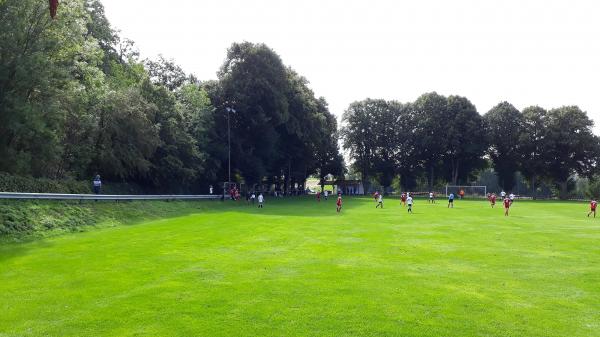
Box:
[258,193,264,208]
[92,175,102,194]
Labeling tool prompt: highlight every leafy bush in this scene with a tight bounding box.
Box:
[0,173,90,193]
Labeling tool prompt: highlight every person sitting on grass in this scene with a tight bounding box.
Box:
[448,193,455,208]
[503,196,511,216]
[588,198,597,218]
[336,193,343,213]
[258,193,264,208]
[376,193,383,208]
[407,195,413,213]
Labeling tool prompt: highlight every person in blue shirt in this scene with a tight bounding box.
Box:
[448,193,455,208]
[92,175,102,194]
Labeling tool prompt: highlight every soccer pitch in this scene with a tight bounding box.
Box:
[1,197,599,337]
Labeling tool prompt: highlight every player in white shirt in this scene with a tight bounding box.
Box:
[500,191,506,198]
[509,193,515,205]
[428,192,434,203]
[251,193,256,204]
[257,193,264,208]
[376,194,383,208]
[407,195,413,213]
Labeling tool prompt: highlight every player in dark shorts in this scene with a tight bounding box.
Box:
[490,193,496,208]
[448,193,455,208]
[588,199,597,218]
[503,196,511,216]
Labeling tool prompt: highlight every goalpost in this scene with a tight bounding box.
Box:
[445,185,487,198]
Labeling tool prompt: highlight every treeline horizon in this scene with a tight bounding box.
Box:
[2,0,600,198]
[0,0,343,193]
[341,95,600,198]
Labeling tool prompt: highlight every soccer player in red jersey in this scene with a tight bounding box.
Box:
[316,191,321,202]
[503,196,511,216]
[336,193,343,213]
[400,192,407,206]
[588,199,597,218]
[490,193,496,208]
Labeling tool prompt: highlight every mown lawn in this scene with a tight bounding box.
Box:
[1,197,599,336]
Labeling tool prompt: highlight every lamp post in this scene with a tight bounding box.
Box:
[225,107,236,184]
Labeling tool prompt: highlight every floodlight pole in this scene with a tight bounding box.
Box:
[226,107,236,184]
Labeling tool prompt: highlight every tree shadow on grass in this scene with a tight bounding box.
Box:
[0,196,366,260]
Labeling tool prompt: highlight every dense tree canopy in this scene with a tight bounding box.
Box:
[484,102,524,191]
[2,0,599,198]
[342,96,599,197]
[0,0,343,193]
[342,93,489,192]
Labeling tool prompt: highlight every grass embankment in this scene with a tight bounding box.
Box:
[1,197,599,337]
[0,200,209,240]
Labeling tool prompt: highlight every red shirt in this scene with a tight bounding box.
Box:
[591,201,597,210]
[491,195,496,203]
[503,198,510,208]
[337,197,342,206]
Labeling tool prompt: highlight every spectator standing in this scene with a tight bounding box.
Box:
[92,175,102,194]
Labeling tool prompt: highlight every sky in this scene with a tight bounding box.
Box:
[101,0,600,129]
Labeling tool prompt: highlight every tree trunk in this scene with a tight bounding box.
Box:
[452,159,459,186]
[531,176,537,200]
[429,165,434,190]
[286,160,291,195]
[559,180,568,200]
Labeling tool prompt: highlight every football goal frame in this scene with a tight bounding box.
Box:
[445,185,487,198]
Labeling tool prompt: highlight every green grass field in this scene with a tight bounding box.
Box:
[1,197,599,337]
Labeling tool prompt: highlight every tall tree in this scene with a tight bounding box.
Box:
[315,99,345,191]
[341,99,379,193]
[389,101,418,190]
[413,92,449,189]
[216,42,289,185]
[484,102,523,191]
[0,0,91,176]
[518,106,548,198]
[544,106,600,198]
[444,95,487,185]
[369,99,398,191]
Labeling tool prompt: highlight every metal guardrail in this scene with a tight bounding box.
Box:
[0,192,221,201]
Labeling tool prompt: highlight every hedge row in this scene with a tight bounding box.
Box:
[0,173,150,195]
[0,172,90,194]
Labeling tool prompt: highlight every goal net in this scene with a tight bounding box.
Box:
[445,185,487,198]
